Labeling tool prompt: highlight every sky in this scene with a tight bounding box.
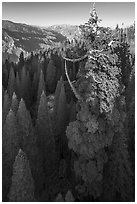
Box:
[2,2,135,28]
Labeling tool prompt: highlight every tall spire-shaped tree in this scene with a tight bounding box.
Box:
[2,86,4,106]
[20,66,27,99]
[7,66,15,99]
[24,126,45,198]
[18,51,25,69]
[103,131,134,201]
[37,69,45,106]
[11,92,18,115]
[16,98,33,148]
[32,71,39,103]
[66,4,133,201]
[56,83,68,135]
[56,83,69,158]
[15,71,21,100]
[3,109,19,161]
[8,149,36,202]
[53,76,63,131]
[46,59,57,93]
[2,90,10,125]
[2,109,19,201]
[36,91,57,183]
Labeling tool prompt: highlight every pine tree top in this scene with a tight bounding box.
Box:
[3,91,10,122]
[17,98,32,141]
[8,149,35,202]
[11,92,18,114]
[37,91,48,118]
[37,90,52,137]
[18,98,26,111]
[12,92,16,100]
[3,108,19,151]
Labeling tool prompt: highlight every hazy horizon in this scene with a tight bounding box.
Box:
[2,2,135,28]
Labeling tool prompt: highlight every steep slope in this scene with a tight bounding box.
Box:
[2,20,67,62]
[46,24,80,40]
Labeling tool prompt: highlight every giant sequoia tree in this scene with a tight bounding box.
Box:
[66,4,134,201]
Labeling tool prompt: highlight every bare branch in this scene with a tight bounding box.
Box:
[64,60,82,100]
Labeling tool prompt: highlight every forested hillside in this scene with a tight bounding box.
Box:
[2,20,67,63]
[47,24,80,40]
[2,5,135,202]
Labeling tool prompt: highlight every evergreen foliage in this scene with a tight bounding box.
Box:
[2,3,134,202]
[16,98,33,148]
[46,59,57,93]
[15,72,21,100]
[56,83,69,158]
[20,66,30,107]
[103,130,134,201]
[2,109,19,201]
[2,90,10,125]
[19,51,25,68]
[11,92,18,115]
[36,91,57,183]
[56,80,67,135]
[8,149,36,202]
[2,64,8,89]
[66,4,134,201]
[23,126,45,198]
[37,69,45,106]
[54,76,63,118]
[2,86,5,106]
[7,66,15,99]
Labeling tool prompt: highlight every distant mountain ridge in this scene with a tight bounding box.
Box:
[46,24,80,40]
[2,20,79,63]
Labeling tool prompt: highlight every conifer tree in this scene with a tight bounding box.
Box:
[2,86,4,107]
[20,66,27,99]
[2,109,19,201]
[2,90,10,125]
[103,131,134,201]
[66,4,134,200]
[15,71,21,100]
[7,66,15,99]
[8,149,36,202]
[26,70,32,108]
[24,127,45,198]
[69,100,76,122]
[37,69,45,106]
[2,64,8,89]
[16,98,33,148]
[20,69,31,109]
[3,109,19,160]
[19,51,25,68]
[11,92,18,115]
[56,83,67,135]
[32,71,39,103]
[54,76,63,129]
[36,91,56,182]
[46,59,57,93]
[56,83,69,158]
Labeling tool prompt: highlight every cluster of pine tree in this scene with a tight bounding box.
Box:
[2,5,134,202]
